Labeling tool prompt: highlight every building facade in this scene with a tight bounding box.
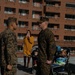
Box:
[0,0,75,52]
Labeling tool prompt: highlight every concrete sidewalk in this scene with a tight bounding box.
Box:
[0,58,33,75]
[0,57,75,75]
[17,57,75,75]
[17,58,33,75]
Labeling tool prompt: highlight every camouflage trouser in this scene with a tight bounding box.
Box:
[1,65,17,75]
[36,62,51,75]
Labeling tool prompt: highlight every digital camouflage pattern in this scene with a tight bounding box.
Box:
[0,28,17,75]
[37,28,56,75]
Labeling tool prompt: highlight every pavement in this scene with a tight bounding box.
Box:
[0,58,34,75]
[17,58,34,75]
[17,57,75,75]
[0,57,75,75]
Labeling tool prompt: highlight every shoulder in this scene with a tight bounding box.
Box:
[4,29,14,38]
[45,28,54,36]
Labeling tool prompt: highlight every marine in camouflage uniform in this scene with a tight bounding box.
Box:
[36,17,56,75]
[0,17,17,75]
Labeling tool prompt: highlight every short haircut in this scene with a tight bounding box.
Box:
[7,17,17,26]
[37,17,49,24]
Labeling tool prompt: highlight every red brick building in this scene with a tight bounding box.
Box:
[0,0,75,53]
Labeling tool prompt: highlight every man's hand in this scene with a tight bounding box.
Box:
[46,60,52,65]
[7,65,12,70]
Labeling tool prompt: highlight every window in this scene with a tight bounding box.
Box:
[45,12,60,18]
[66,3,75,9]
[4,20,8,26]
[64,36,75,41]
[32,11,42,19]
[48,23,59,29]
[34,36,37,42]
[18,21,28,28]
[46,1,61,7]
[19,0,29,4]
[70,47,75,51]
[18,45,23,51]
[65,14,75,20]
[17,33,25,39]
[6,0,16,2]
[54,35,59,41]
[64,25,75,31]
[4,7,16,14]
[33,2,42,7]
[19,9,29,16]
[32,22,39,30]
[33,0,41,2]
[33,0,42,7]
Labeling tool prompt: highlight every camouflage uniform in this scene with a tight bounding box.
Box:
[0,28,17,75]
[37,28,56,75]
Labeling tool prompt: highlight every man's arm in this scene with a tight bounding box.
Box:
[46,31,56,61]
[5,33,15,66]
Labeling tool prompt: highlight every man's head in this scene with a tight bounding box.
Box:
[38,17,49,30]
[7,17,17,30]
